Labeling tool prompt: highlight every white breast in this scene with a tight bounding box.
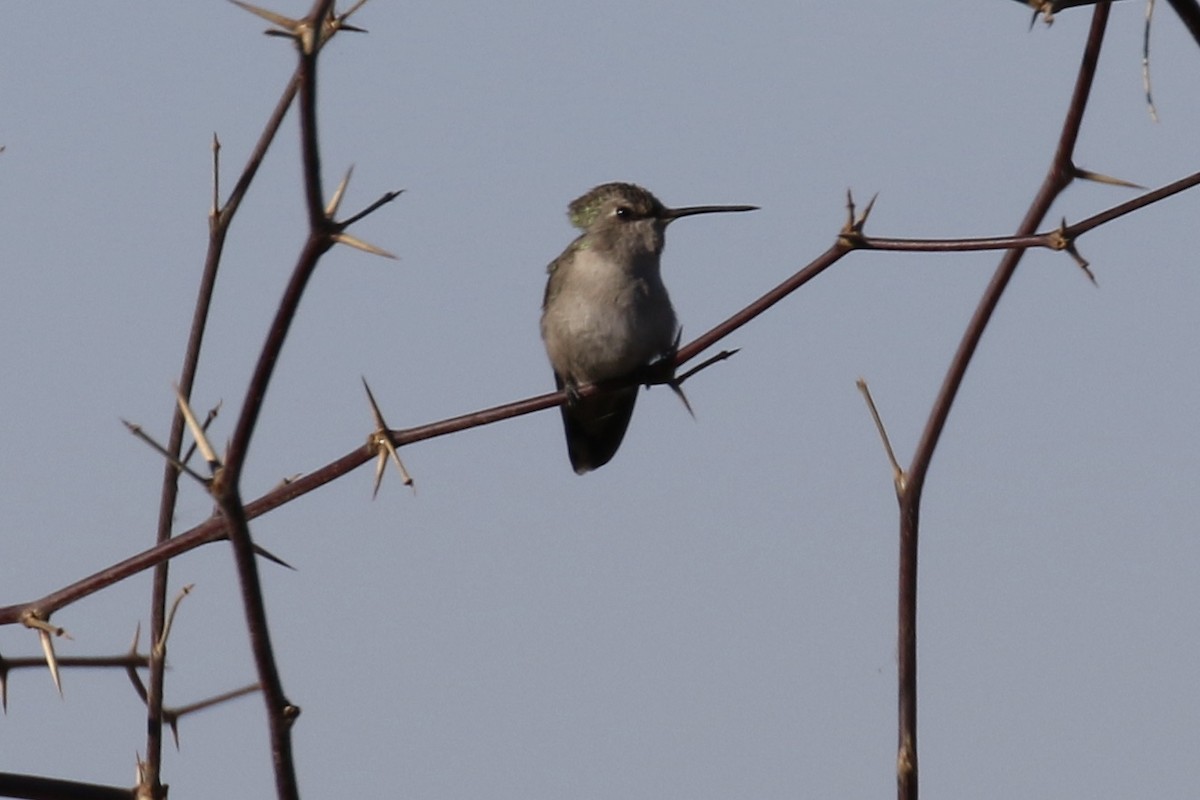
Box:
[542,248,679,384]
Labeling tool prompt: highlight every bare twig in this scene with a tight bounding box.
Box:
[856,379,905,494]
[155,584,194,655]
[165,683,262,749]
[675,349,740,384]
[124,420,213,487]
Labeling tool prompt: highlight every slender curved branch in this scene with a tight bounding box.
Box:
[141,54,305,800]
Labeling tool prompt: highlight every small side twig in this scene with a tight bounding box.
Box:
[856,379,905,495]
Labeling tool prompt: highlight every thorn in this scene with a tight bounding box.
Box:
[1049,218,1097,285]
[181,401,223,468]
[136,753,148,789]
[275,473,303,488]
[334,232,397,260]
[859,192,878,224]
[338,189,405,229]
[326,0,371,36]
[371,446,387,499]
[156,584,195,656]
[362,378,415,497]
[838,189,878,248]
[125,623,149,704]
[857,378,906,496]
[338,0,371,27]
[1073,165,1145,190]
[227,0,302,34]
[253,543,296,570]
[173,385,222,473]
[38,630,62,697]
[1066,244,1096,285]
[123,419,212,487]
[667,381,696,419]
[362,377,386,426]
[675,349,741,384]
[226,0,360,53]
[211,133,222,220]
[326,165,354,218]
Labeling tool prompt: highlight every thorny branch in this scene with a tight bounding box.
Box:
[0,11,1193,629]
[205,1,344,798]
[140,11,310,800]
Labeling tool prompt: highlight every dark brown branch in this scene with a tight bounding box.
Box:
[896,6,1111,800]
[0,772,133,800]
[850,233,1049,253]
[338,189,403,229]
[1,653,147,670]
[909,8,1108,494]
[141,45,306,800]
[677,244,848,363]
[1,651,148,712]
[213,3,337,798]
[1066,167,1200,236]
[1166,0,1200,49]
[852,165,1200,256]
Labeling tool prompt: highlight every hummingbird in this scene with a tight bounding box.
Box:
[540,182,757,474]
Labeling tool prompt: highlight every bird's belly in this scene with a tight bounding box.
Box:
[547,288,677,384]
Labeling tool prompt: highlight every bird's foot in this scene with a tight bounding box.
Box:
[563,380,583,406]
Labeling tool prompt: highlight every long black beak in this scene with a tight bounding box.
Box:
[661,203,758,222]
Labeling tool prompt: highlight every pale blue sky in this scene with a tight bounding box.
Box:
[2,3,1198,798]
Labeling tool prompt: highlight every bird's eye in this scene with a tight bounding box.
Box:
[614,206,631,219]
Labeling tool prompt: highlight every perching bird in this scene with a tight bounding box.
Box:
[540,182,756,473]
